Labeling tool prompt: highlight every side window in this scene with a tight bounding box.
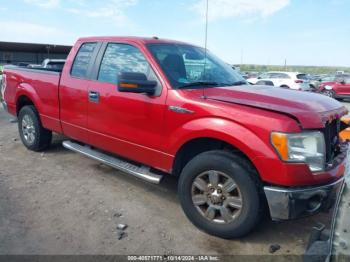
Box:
[345,77,350,84]
[278,73,290,79]
[98,43,158,86]
[71,42,97,78]
[269,73,279,79]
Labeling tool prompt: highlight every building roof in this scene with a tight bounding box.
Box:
[0,41,72,53]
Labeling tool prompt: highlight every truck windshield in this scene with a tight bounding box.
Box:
[147,43,246,89]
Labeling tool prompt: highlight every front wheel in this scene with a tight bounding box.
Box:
[18,105,52,151]
[322,89,335,98]
[178,151,262,238]
[280,85,290,89]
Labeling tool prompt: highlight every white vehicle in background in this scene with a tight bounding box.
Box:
[248,71,308,90]
[41,59,66,71]
[27,59,66,71]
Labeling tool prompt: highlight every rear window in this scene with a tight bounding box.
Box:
[71,42,97,78]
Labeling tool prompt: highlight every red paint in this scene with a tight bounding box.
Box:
[3,36,348,187]
[319,80,350,97]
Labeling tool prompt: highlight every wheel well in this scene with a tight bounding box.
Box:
[16,96,34,115]
[280,85,289,88]
[172,137,257,177]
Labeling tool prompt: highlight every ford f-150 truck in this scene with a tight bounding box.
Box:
[1,36,349,238]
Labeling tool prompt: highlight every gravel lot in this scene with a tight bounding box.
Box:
[1,101,349,257]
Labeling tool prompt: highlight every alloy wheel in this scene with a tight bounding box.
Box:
[191,170,243,224]
[21,114,36,145]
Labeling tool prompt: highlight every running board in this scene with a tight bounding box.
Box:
[62,141,163,184]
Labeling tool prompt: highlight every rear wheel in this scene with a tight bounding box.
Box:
[178,150,262,238]
[18,105,52,151]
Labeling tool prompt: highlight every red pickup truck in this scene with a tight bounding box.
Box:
[1,36,349,238]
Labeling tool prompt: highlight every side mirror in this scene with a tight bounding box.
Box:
[118,72,157,95]
[339,79,346,85]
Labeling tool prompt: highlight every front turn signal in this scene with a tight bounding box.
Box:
[271,132,289,161]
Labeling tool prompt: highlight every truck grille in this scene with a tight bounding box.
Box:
[322,118,341,163]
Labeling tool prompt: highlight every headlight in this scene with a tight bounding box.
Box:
[271,131,326,172]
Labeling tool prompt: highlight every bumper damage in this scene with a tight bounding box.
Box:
[265,140,349,221]
[264,178,345,220]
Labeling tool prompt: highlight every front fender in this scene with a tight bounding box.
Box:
[168,117,277,164]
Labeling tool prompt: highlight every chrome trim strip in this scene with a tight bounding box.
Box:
[62,140,163,184]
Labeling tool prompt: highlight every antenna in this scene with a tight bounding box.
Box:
[202,0,209,98]
[204,0,209,55]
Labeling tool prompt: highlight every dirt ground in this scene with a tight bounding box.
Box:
[1,104,345,258]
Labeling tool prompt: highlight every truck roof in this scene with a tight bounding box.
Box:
[77,36,193,46]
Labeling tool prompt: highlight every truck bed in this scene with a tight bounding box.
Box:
[3,66,62,133]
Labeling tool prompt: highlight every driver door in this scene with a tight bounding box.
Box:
[87,42,168,169]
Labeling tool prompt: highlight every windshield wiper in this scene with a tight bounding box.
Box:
[177,81,221,89]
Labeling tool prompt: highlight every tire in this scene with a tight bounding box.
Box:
[178,150,262,238]
[18,105,52,151]
[280,85,290,89]
[322,90,335,98]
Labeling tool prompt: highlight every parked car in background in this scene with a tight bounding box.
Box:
[249,71,307,90]
[27,64,42,69]
[243,72,260,80]
[16,62,30,67]
[41,59,66,71]
[26,59,66,71]
[318,75,350,99]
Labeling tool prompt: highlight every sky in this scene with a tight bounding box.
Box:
[0,0,349,67]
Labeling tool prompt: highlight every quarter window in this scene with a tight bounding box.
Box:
[71,42,97,78]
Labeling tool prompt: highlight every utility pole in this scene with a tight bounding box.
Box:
[284,58,287,71]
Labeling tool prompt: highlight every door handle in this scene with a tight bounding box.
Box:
[89,91,100,103]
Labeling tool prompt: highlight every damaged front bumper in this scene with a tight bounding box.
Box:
[264,178,345,221]
[264,142,349,221]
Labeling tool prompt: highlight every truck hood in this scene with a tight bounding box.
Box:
[204,85,348,129]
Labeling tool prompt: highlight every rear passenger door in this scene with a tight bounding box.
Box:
[59,41,101,143]
[86,42,168,169]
